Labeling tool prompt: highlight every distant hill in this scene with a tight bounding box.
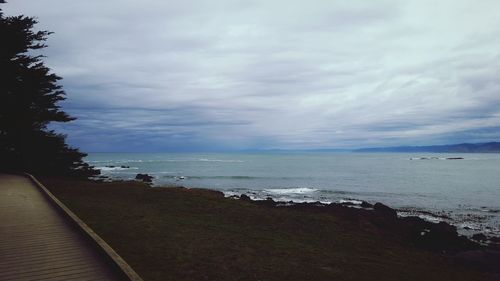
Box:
[354,142,500,153]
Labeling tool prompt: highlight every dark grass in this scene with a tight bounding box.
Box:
[41,178,495,281]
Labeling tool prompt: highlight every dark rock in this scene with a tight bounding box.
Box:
[105,165,115,168]
[472,233,487,242]
[135,173,154,182]
[395,215,482,253]
[360,201,373,208]
[189,188,224,197]
[373,202,397,218]
[232,196,483,255]
[415,222,479,252]
[120,165,130,168]
[434,221,458,236]
[446,157,464,160]
[256,197,277,207]
[240,194,252,201]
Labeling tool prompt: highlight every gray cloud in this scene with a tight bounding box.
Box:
[5,0,500,151]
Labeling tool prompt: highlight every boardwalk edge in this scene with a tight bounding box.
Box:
[25,173,144,281]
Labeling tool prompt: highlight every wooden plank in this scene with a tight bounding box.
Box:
[0,173,135,281]
[0,259,99,279]
[0,238,79,251]
[0,247,88,266]
[0,254,89,270]
[0,233,73,246]
[26,173,144,281]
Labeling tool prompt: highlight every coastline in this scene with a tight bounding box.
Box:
[39,177,499,281]
[87,152,500,239]
[97,173,500,244]
[230,192,500,241]
[158,181,500,248]
[92,174,500,241]
[124,171,500,241]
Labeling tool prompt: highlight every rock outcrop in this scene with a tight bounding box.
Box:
[135,173,154,183]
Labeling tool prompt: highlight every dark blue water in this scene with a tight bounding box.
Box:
[86,152,500,236]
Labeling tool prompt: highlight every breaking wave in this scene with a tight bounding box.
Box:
[264,187,318,194]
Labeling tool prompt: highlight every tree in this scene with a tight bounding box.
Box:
[0,2,98,177]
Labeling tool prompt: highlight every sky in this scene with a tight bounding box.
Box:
[4,0,500,152]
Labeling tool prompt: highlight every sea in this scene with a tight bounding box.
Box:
[86,152,500,237]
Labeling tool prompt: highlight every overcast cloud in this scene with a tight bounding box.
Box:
[4,0,500,151]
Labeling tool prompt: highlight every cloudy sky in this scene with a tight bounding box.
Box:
[4,0,500,151]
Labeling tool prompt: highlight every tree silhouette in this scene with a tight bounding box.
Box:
[0,2,98,177]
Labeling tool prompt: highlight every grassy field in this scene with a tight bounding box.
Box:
[40,178,495,281]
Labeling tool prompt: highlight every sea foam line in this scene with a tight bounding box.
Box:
[264,187,318,194]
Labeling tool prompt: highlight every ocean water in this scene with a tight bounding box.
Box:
[86,152,500,236]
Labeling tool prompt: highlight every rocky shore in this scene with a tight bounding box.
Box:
[236,194,500,274]
[131,172,500,250]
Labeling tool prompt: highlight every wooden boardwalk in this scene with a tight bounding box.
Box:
[0,174,125,281]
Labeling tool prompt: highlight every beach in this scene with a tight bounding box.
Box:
[40,177,500,281]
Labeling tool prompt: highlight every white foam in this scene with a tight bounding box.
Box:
[458,222,481,231]
[339,199,363,205]
[397,211,443,223]
[97,166,138,171]
[264,187,318,194]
